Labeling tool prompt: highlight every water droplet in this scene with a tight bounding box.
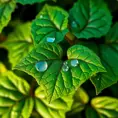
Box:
[47,37,55,43]
[63,61,68,65]
[71,21,77,28]
[35,61,48,72]
[71,59,79,67]
[40,15,43,18]
[62,62,69,72]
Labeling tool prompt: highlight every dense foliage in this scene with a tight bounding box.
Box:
[0,0,118,118]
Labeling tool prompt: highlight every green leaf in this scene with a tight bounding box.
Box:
[106,22,118,43]
[14,43,105,101]
[31,4,69,44]
[86,107,100,118]
[0,0,16,33]
[0,22,33,67]
[16,0,45,4]
[16,0,56,5]
[99,114,108,118]
[91,23,118,94]
[74,87,89,104]
[69,0,112,39]
[91,44,118,94]
[86,23,118,94]
[0,62,7,74]
[34,86,73,118]
[0,71,34,118]
[91,96,118,117]
[22,98,34,118]
[69,87,89,115]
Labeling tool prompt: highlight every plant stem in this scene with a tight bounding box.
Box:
[65,32,76,45]
[30,79,37,97]
[0,34,6,43]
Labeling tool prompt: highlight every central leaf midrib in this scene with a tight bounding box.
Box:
[49,62,63,102]
[79,0,91,33]
[46,7,61,31]
[79,0,106,35]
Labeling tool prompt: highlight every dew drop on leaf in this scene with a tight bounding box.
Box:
[62,64,69,72]
[71,21,78,28]
[47,37,55,43]
[35,61,48,72]
[63,61,68,65]
[71,59,79,67]
[40,15,43,18]
[62,61,69,72]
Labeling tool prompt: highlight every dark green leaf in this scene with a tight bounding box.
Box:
[14,43,105,101]
[16,0,46,4]
[106,22,118,43]
[34,86,73,118]
[86,107,100,118]
[69,0,112,39]
[16,0,56,5]
[0,22,33,67]
[91,44,118,94]
[0,71,34,118]
[89,23,118,94]
[91,96,118,117]
[31,4,69,44]
[0,0,16,33]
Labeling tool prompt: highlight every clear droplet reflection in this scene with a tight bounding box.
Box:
[35,61,48,72]
[71,21,77,28]
[71,59,79,67]
[40,15,43,18]
[47,37,55,43]
[62,64,69,72]
[62,61,69,72]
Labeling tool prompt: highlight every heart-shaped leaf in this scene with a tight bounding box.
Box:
[14,43,105,101]
[106,22,118,43]
[69,0,112,39]
[0,71,34,118]
[0,22,33,67]
[0,0,16,33]
[91,44,118,94]
[31,4,69,44]
[91,23,118,94]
